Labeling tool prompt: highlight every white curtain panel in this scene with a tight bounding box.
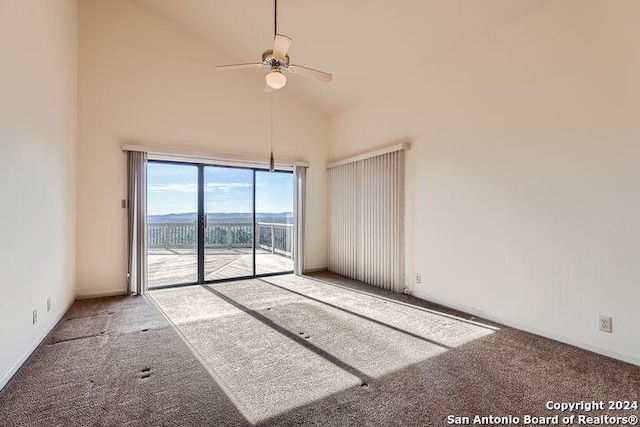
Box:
[126,150,147,295]
[328,149,404,292]
[293,166,307,275]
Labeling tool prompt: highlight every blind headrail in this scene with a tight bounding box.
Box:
[327,141,410,169]
[121,142,309,169]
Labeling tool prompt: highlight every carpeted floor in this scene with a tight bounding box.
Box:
[1,272,639,426]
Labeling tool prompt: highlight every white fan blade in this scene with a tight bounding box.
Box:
[214,63,262,71]
[272,34,292,59]
[264,84,276,93]
[288,64,333,83]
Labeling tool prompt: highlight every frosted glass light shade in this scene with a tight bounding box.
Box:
[265,70,287,89]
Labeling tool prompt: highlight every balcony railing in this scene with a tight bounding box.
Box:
[147,222,293,258]
[256,222,293,257]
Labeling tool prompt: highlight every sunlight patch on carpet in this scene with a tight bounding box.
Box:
[149,275,496,423]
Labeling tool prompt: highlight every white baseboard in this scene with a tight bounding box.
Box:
[75,291,127,300]
[0,298,75,391]
[412,289,640,367]
[303,267,328,274]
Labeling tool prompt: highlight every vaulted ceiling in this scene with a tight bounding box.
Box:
[136,0,554,116]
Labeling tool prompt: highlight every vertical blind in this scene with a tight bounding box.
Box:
[328,148,405,292]
[293,166,307,275]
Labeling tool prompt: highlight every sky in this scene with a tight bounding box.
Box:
[147,162,293,215]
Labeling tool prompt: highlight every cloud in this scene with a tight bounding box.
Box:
[148,182,253,193]
[148,183,197,193]
[205,182,253,193]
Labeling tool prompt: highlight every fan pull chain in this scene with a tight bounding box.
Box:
[270,97,275,172]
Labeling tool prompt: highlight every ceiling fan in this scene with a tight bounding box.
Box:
[214,0,333,91]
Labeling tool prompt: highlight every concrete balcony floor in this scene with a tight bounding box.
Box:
[147,248,293,288]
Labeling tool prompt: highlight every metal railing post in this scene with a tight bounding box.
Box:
[271,224,275,253]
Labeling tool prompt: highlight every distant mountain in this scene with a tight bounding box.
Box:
[148,213,197,223]
[148,212,293,224]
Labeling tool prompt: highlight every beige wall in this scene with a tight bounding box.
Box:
[76,0,329,296]
[0,0,77,388]
[330,0,640,364]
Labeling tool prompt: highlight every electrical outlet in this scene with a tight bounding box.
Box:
[415,273,422,284]
[599,315,612,333]
[32,309,38,325]
[47,297,51,312]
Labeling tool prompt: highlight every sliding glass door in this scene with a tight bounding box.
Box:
[146,162,199,288]
[203,166,254,281]
[146,161,294,289]
[255,171,294,275]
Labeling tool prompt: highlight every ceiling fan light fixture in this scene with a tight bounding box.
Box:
[214,0,332,89]
[265,70,287,89]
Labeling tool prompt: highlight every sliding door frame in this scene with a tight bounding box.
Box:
[197,164,205,284]
[147,159,295,290]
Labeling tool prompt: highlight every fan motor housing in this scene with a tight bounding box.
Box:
[262,50,290,69]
